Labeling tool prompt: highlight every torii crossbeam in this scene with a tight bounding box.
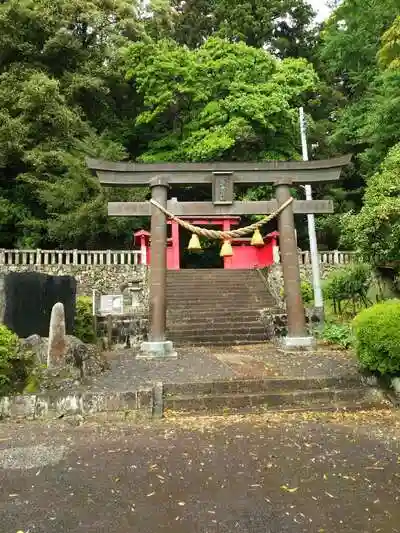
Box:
[88,156,351,357]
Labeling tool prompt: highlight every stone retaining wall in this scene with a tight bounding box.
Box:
[0,264,148,297]
[0,388,157,420]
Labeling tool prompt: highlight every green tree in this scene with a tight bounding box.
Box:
[341,143,400,265]
[0,0,146,248]
[311,0,400,248]
[318,0,398,99]
[378,15,400,70]
[122,37,318,163]
[161,0,316,57]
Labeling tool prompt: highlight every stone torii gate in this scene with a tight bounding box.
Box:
[87,156,351,358]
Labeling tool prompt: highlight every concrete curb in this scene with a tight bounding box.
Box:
[0,387,157,420]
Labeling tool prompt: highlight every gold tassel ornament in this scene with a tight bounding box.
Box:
[188,233,202,252]
[251,228,264,247]
[220,240,233,257]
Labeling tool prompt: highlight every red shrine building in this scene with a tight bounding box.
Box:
[134,216,280,270]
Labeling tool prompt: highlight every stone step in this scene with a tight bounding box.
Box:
[167,286,267,291]
[167,301,274,308]
[167,307,272,316]
[167,291,272,298]
[171,339,268,347]
[167,276,267,282]
[167,323,267,334]
[167,297,272,303]
[168,333,269,345]
[166,289,270,296]
[167,280,263,285]
[166,270,275,341]
[167,287,272,293]
[168,298,274,305]
[164,387,386,414]
[163,377,366,396]
[167,319,265,329]
[168,326,268,335]
[168,302,275,316]
[167,309,268,317]
[168,319,270,327]
[167,310,275,319]
[167,269,250,272]
[167,276,267,284]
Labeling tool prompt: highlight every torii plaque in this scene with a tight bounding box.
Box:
[87,156,351,357]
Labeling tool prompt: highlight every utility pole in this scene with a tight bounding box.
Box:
[299,107,324,321]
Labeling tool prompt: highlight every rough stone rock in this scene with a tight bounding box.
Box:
[261,307,319,338]
[97,314,148,351]
[47,302,66,368]
[20,334,48,365]
[64,336,110,377]
[20,334,109,391]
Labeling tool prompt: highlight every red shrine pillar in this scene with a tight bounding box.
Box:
[169,220,180,270]
[222,219,232,269]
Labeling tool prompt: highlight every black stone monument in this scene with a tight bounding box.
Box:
[2,272,76,338]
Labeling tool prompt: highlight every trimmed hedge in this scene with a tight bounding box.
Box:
[353,299,400,374]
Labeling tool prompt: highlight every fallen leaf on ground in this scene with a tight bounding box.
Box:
[281,485,298,493]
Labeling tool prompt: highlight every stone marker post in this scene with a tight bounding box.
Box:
[47,302,67,367]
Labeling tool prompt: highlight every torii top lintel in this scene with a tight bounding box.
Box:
[87,155,352,186]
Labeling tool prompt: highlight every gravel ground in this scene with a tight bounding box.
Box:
[1,409,400,532]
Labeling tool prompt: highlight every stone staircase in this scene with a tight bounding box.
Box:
[163,377,387,415]
[166,269,276,346]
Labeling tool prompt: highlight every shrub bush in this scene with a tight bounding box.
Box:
[318,322,354,350]
[74,296,96,343]
[323,263,372,314]
[353,299,400,374]
[280,280,313,305]
[301,280,313,304]
[0,324,23,396]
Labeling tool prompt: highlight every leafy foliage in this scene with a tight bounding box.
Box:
[341,144,400,265]
[313,0,400,247]
[0,0,146,249]
[122,38,318,163]
[323,263,372,313]
[318,322,354,350]
[378,15,400,70]
[166,0,316,57]
[0,0,398,255]
[0,324,23,396]
[353,299,400,374]
[318,0,398,99]
[74,296,96,344]
[301,280,313,304]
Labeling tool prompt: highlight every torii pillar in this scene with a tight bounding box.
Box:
[87,156,351,357]
[140,177,177,358]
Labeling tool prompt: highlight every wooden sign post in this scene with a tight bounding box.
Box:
[88,156,351,357]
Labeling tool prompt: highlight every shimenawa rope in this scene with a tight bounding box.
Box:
[150,197,293,240]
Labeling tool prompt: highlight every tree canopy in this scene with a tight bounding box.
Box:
[341,143,400,265]
[0,0,399,259]
[122,37,318,163]
[166,0,316,57]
